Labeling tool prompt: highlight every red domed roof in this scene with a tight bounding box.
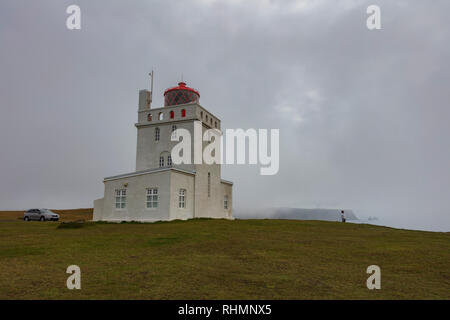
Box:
[164,82,200,97]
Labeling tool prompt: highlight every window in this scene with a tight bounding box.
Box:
[181,109,186,117]
[224,195,229,209]
[215,121,217,128]
[159,156,164,167]
[207,172,211,197]
[155,127,160,141]
[171,125,177,139]
[170,110,174,119]
[146,188,158,208]
[179,189,186,208]
[206,115,208,122]
[210,118,213,126]
[200,111,203,119]
[167,155,172,166]
[159,112,163,120]
[115,189,126,209]
[147,114,152,122]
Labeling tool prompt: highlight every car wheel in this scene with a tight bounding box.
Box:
[24,216,29,221]
[40,216,45,222]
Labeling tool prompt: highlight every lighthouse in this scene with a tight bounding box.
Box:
[93,78,233,222]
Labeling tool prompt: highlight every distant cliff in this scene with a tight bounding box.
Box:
[236,207,358,221]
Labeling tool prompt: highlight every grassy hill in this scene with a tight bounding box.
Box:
[0,208,93,222]
[0,217,448,299]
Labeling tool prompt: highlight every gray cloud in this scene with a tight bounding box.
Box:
[1,0,449,231]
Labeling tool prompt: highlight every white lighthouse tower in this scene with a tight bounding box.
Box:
[93,77,233,222]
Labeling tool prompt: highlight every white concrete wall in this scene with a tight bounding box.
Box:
[192,121,229,219]
[93,198,104,221]
[135,120,196,173]
[100,171,171,222]
[221,182,233,219]
[169,171,195,220]
[135,103,221,172]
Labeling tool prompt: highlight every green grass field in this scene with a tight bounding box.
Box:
[0,218,448,299]
[0,208,93,222]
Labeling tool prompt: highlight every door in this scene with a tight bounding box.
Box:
[32,209,40,220]
[25,209,33,220]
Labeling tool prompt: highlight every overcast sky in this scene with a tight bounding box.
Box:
[1,0,449,231]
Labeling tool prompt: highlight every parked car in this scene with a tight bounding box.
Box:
[24,209,60,221]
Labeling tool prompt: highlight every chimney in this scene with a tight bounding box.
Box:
[138,89,151,111]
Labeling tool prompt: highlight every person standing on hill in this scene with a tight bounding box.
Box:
[341,210,346,223]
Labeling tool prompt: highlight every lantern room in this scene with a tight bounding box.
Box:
[164,82,200,107]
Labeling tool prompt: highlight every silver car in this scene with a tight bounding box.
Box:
[24,209,60,221]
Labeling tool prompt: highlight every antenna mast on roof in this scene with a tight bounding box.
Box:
[148,70,154,96]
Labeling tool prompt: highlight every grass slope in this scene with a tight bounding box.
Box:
[0,218,448,299]
[0,209,93,222]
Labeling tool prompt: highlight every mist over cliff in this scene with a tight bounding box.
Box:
[235,208,358,222]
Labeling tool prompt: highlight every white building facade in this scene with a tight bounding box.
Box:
[93,81,233,222]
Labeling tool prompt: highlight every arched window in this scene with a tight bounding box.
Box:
[170,110,174,119]
[181,109,186,117]
[159,112,163,121]
[215,121,217,128]
[159,156,164,167]
[155,127,160,141]
[200,111,203,119]
[206,115,208,122]
[167,155,172,166]
[147,114,152,122]
[210,118,213,126]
